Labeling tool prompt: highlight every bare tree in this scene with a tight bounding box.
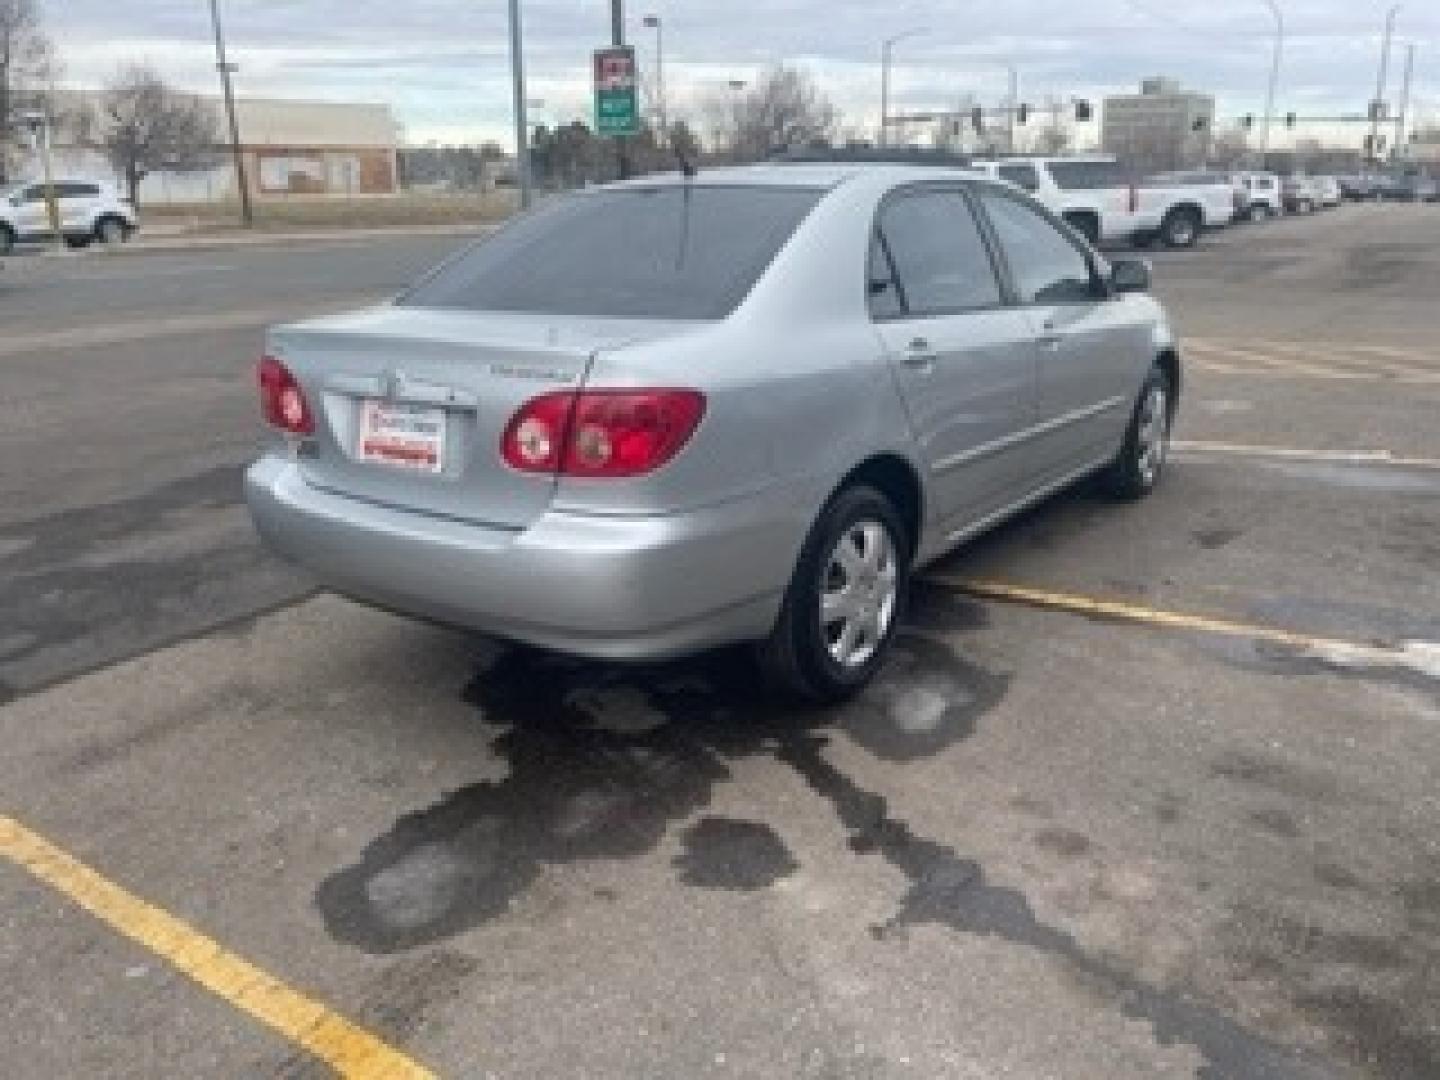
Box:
[704,65,838,162]
[101,65,219,206]
[0,0,57,181]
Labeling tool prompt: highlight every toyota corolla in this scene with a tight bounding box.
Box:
[246,163,1179,700]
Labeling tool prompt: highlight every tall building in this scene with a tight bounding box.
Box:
[1102,78,1215,173]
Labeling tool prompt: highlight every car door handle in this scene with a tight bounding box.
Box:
[901,338,939,370]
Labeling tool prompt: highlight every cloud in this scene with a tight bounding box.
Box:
[42,0,1440,147]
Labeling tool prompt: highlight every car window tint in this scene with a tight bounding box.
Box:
[62,183,101,198]
[979,191,1095,304]
[874,190,1001,318]
[866,232,904,320]
[997,164,1039,193]
[401,185,822,320]
[1047,161,1128,190]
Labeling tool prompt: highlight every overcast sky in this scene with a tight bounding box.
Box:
[48,1,1440,146]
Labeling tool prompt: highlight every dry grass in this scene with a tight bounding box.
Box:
[140,191,520,235]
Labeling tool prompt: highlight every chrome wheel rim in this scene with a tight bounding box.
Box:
[100,220,124,244]
[1171,219,1195,245]
[1136,385,1170,485]
[820,519,898,669]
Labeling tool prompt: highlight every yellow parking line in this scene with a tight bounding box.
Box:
[937,576,1363,654]
[0,817,434,1080]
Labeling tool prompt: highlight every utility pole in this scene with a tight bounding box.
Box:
[207,0,253,227]
[1394,42,1415,165]
[643,15,665,143]
[1369,4,1401,164]
[1258,0,1284,165]
[1006,64,1019,153]
[507,0,531,208]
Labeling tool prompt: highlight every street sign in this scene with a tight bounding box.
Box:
[594,46,639,137]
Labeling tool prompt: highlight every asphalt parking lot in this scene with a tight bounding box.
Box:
[2,202,1438,1079]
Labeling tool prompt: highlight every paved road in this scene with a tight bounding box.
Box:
[2,206,1438,1078]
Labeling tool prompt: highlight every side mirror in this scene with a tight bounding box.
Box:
[1110,258,1152,294]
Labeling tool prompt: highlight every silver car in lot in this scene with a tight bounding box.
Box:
[246,164,1180,700]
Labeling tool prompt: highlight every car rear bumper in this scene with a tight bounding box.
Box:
[245,456,802,661]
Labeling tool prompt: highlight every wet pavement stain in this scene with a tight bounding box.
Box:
[777,736,1338,1080]
[674,816,799,891]
[1194,525,1244,550]
[315,631,999,954]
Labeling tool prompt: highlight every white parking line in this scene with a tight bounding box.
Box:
[1172,440,1440,471]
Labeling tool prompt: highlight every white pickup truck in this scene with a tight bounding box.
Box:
[971,156,1237,249]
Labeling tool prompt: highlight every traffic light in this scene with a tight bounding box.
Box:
[1017,103,1029,125]
[1285,112,1297,128]
[1074,99,1093,122]
[1241,114,1254,130]
[972,106,985,132]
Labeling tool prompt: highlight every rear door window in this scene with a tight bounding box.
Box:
[1047,161,1129,191]
[401,185,823,320]
[869,189,1002,319]
[978,190,1097,304]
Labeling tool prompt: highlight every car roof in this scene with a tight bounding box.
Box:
[604,162,986,191]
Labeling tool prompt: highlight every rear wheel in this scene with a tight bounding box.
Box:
[64,235,90,250]
[757,485,910,703]
[0,225,14,255]
[1100,365,1172,500]
[1159,207,1201,249]
[95,216,129,245]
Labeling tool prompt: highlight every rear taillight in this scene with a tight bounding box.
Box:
[257,355,314,436]
[501,389,705,478]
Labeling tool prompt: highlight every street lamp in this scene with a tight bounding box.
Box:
[1370,4,1402,163]
[206,0,253,227]
[642,14,666,143]
[507,0,532,209]
[1257,0,1284,165]
[880,28,927,147]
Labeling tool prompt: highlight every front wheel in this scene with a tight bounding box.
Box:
[757,485,910,703]
[96,217,129,245]
[1099,366,1173,500]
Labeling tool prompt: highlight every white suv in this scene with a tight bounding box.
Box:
[0,180,138,253]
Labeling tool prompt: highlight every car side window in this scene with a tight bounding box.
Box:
[22,185,48,203]
[978,191,1097,305]
[871,190,1002,320]
[997,164,1040,193]
[59,183,101,199]
[866,232,905,320]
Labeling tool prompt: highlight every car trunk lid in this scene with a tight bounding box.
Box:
[269,305,691,529]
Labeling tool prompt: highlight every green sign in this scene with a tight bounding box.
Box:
[594,46,639,136]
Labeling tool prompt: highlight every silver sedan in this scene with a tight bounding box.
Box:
[246,163,1179,700]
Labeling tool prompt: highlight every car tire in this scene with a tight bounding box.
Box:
[1099,364,1173,501]
[0,225,14,255]
[95,217,130,246]
[64,235,91,250]
[756,484,910,704]
[1159,207,1201,249]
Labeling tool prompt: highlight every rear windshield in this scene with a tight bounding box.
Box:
[1046,161,1129,190]
[401,185,823,320]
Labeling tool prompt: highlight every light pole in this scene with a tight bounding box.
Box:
[642,14,665,144]
[1369,4,1401,164]
[20,112,63,254]
[880,28,926,147]
[507,0,531,209]
[1257,0,1284,165]
[1394,42,1415,164]
[207,0,253,227]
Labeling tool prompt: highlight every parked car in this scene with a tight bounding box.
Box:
[1395,174,1440,202]
[1281,175,1325,213]
[0,180,138,253]
[1314,176,1343,208]
[1339,175,1379,201]
[971,156,1226,248]
[1373,175,1411,201]
[1241,172,1284,217]
[246,164,1180,701]
[1148,170,1251,224]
